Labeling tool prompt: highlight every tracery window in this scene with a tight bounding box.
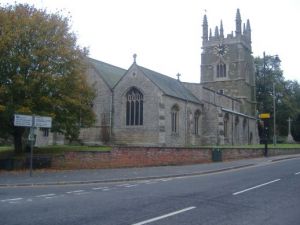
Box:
[217,63,226,78]
[171,105,179,134]
[126,87,143,126]
[194,110,201,135]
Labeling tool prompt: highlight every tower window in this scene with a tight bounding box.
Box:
[217,63,226,78]
[126,87,143,126]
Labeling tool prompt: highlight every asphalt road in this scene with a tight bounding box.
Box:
[1,158,300,225]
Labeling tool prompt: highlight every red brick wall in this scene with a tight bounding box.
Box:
[50,147,300,170]
[222,148,263,161]
[52,147,212,169]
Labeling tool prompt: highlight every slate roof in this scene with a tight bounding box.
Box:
[138,66,201,104]
[87,57,201,104]
[88,57,126,89]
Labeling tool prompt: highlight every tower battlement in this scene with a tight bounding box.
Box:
[202,9,252,51]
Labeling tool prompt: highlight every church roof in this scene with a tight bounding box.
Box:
[88,57,126,89]
[87,57,201,104]
[138,66,201,104]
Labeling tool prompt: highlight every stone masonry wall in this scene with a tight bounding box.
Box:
[112,65,162,146]
[79,66,113,145]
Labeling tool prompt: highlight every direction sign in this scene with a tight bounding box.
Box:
[14,114,52,128]
[14,114,33,127]
[259,113,270,119]
[34,116,52,128]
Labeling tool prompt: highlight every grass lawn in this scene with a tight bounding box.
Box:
[0,146,13,152]
[211,143,300,149]
[35,145,112,154]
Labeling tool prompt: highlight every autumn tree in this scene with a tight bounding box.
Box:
[0,4,95,153]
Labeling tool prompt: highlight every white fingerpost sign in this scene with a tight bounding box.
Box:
[14,113,52,177]
[14,114,52,128]
[34,116,52,128]
[14,114,33,127]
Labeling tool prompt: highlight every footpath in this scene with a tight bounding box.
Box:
[0,154,300,187]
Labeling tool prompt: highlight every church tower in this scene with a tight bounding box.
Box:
[200,9,256,116]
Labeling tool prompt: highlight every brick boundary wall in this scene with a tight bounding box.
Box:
[51,147,212,169]
[50,147,300,170]
[1,147,300,170]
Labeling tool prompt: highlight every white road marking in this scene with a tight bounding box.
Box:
[92,187,105,190]
[45,196,56,199]
[124,184,138,188]
[117,184,130,187]
[233,179,281,196]
[9,201,21,204]
[35,194,56,198]
[1,198,23,202]
[66,190,84,194]
[160,178,173,182]
[74,191,90,195]
[92,186,110,190]
[138,180,153,184]
[132,206,196,225]
[295,172,300,175]
[102,188,110,191]
[144,181,157,185]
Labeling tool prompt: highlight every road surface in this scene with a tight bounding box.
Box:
[1,158,299,225]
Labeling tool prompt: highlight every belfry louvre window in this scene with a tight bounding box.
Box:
[126,87,143,126]
[217,63,226,78]
[171,105,179,134]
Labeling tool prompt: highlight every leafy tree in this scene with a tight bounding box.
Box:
[292,114,300,142]
[0,4,95,153]
[255,54,300,142]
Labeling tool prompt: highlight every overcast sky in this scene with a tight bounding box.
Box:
[1,0,300,83]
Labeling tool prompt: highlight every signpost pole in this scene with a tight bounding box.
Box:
[259,113,270,157]
[29,115,35,177]
[264,121,268,157]
[14,113,51,176]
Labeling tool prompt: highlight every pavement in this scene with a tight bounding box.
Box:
[0,154,300,187]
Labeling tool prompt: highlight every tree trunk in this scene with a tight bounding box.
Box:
[13,127,25,154]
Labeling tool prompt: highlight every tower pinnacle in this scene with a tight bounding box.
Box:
[214,26,219,38]
[246,19,251,42]
[202,14,208,42]
[235,8,242,36]
[220,20,224,38]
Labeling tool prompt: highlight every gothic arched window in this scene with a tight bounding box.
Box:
[194,110,201,135]
[171,104,179,134]
[126,87,143,126]
[217,63,226,78]
[224,113,229,138]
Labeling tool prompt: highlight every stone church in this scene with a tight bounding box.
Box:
[36,9,259,147]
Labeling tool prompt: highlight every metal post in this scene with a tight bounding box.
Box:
[29,115,35,177]
[263,51,266,97]
[264,120,268,157]
[273,83,276,146]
